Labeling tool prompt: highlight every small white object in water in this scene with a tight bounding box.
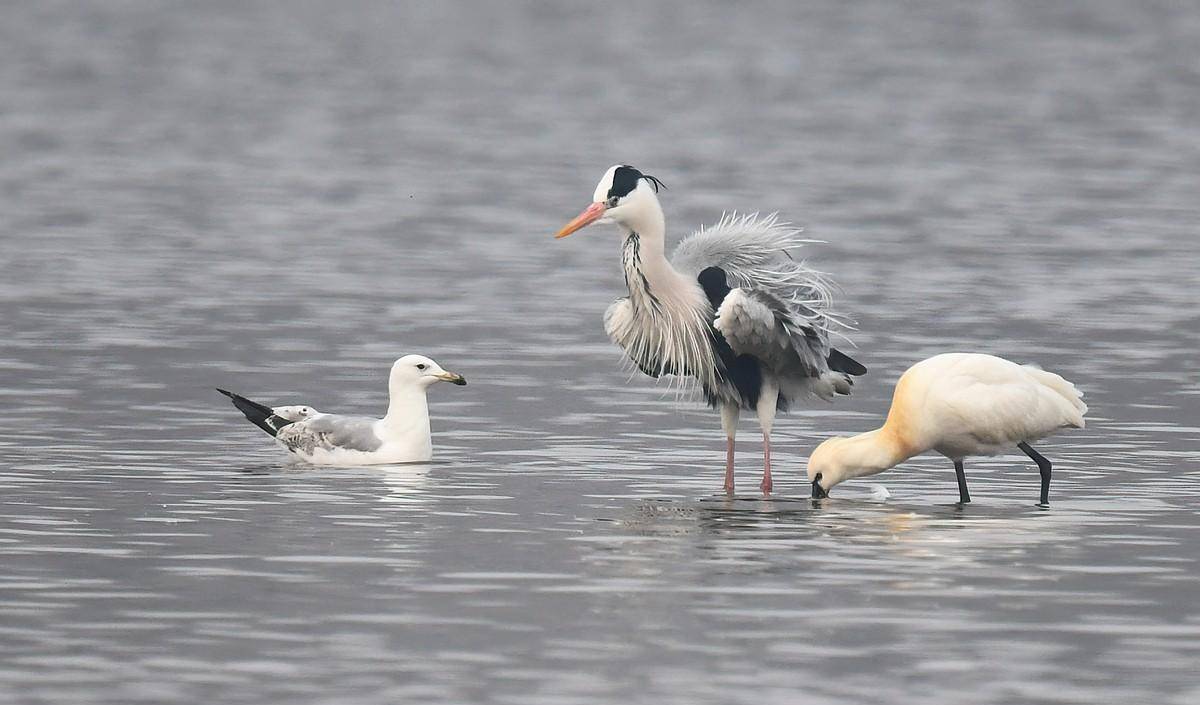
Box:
[869,484,891,501]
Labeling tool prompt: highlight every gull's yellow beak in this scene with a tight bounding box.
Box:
[436,371,467,386]
[555,201,607,239]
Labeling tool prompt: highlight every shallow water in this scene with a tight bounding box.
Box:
[2,1,1199,703]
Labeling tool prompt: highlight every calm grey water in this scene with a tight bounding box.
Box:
[2,1,1199,703]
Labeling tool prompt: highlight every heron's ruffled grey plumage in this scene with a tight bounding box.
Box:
[673,212,846,333]
[715,288,825,378]
[606,211,853,407]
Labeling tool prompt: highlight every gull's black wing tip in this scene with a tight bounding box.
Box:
[217,388,280,437]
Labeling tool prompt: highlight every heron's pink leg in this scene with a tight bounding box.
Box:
[756,380,778,496]
[724,437,736,493]
[721,404,739,494]
[760,433,773,494]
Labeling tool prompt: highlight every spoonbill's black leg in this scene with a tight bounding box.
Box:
[954,460,971,504]
[1017,441,1052,506]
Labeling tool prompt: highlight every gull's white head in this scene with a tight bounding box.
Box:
[555,164,667,238]
[390,354,467,390]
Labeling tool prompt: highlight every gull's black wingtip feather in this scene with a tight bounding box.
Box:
[217,387,280,437]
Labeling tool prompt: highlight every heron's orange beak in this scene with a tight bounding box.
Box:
[555,202,607,239]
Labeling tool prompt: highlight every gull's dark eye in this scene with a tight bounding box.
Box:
[606,196,619,208]
[416,363,427,370]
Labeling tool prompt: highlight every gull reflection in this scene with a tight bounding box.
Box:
[376,464,433,505]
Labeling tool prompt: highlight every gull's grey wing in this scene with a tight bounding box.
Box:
[276,414,383,454]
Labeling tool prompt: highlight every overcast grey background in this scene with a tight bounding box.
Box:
[1,1,1198,704]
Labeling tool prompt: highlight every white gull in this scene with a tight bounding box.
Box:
[218,354,466,465]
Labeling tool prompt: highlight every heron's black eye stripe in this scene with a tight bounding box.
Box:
[607,165,642,199]
[609,164,667,200]
[606,196,619,207]
[607,166,668,200]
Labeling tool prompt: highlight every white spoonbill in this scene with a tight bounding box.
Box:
[807,353,1087,505]
[218,354,466,465]
[555,165,866,494]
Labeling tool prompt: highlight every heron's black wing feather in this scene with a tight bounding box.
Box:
[827,348,867,376]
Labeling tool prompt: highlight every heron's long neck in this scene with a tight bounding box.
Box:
[618,199,697,309]
[382,383,431,438]
[613,198,717,389]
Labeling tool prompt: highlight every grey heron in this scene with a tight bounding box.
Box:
[808,353,1086,505]
[556,164,866,494]
[218,354,466,465]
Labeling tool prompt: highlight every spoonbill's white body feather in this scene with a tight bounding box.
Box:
[909,355,1086,459]
[808,352,1086,505]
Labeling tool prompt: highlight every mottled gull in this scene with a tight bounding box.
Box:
[218,354,466,465]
